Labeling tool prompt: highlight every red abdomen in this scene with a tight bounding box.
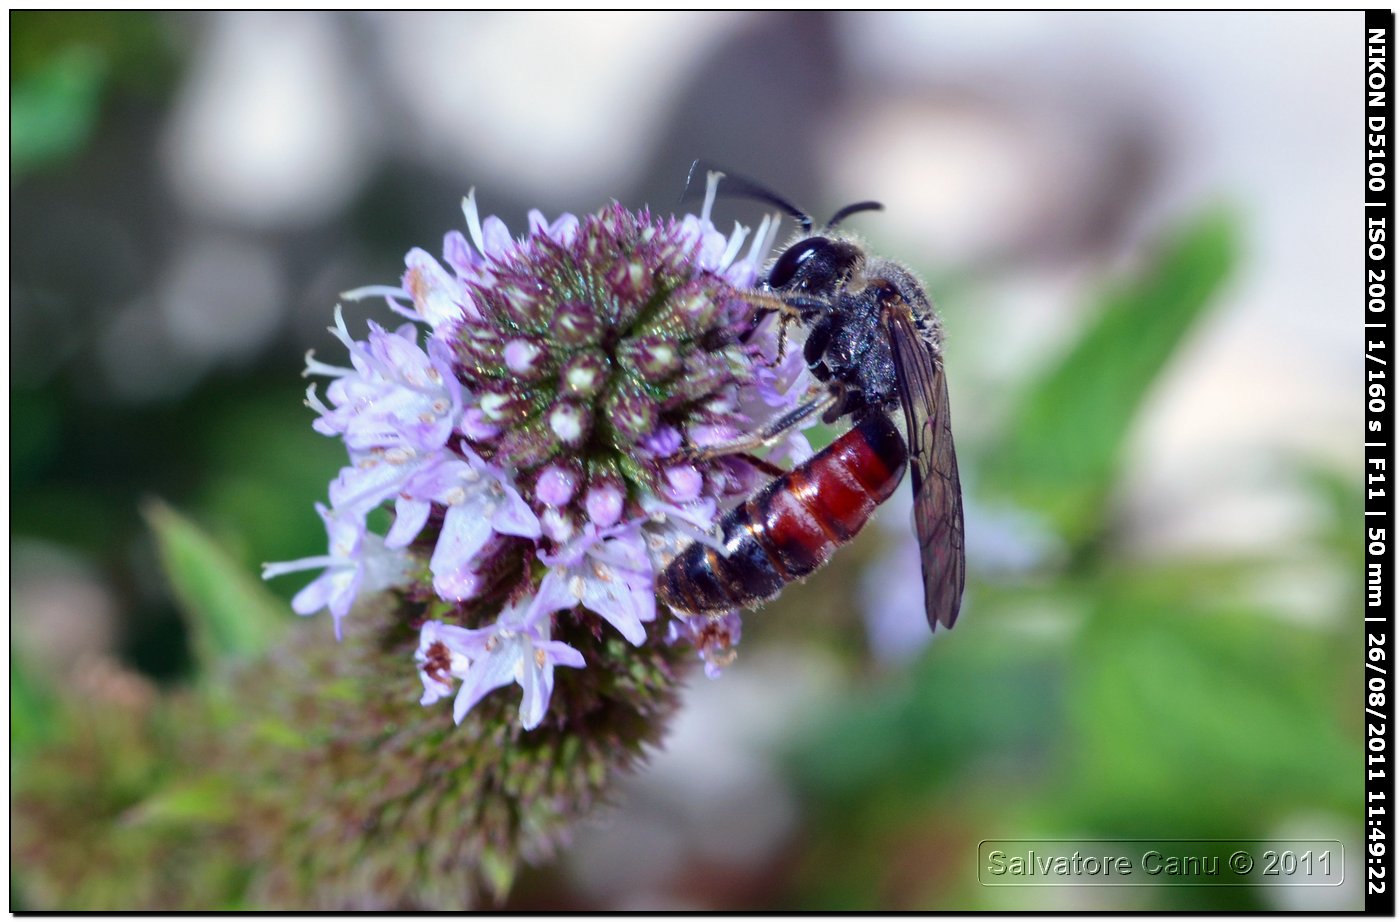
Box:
[659,413,908,614]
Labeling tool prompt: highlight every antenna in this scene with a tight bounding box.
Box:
[683,159,814,233]
[825,200,884,230]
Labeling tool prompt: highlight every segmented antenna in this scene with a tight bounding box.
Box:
[683,159,814,233]
[825,200,884,230]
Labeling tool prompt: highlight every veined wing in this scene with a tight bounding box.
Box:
[885,301,965,631]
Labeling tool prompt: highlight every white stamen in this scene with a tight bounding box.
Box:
[341,285,422,323]
[341,284,410,302]
[443,486,467,506]
[719,221,749,270]
[261,555,338,578]
[744,214,772,268]
[304,384,332,415]
[462,188,486,256]
[302,350,351,379]
[327,304,354,349]
[701,170,724,227]
[759,211,783,264]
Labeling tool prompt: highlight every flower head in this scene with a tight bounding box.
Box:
[266,173,815,730]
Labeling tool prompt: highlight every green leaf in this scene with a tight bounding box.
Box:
[120,776,238,828]
[981,209,1239,547]
[10,46,107,177]
[144,499,287,670]
[1064,584,1358,834]
[11,655,58,759]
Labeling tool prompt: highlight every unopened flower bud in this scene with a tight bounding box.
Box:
[540,506,577,543]
[547,401,593,448]
[669,281,718,328]
[494,278,549,330]
[479,390,528,424]
[606,391,658,442]
[551,300,600,345]
[504,337,547,379]
[606,257,652,302]
[619,335,682,383]
[663,464,703,503]
[460,406,502,441]
[560,351,609,399]
[585,480,626,528]
[536,463,580,507]
[495,421,558,469]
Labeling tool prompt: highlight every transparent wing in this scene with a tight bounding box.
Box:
[885,303,965,631]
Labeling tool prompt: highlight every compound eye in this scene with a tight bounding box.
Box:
[767,238,831,289]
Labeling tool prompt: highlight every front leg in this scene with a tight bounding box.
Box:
[682,390,837,461]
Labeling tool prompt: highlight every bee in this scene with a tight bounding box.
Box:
[658,166,966,632]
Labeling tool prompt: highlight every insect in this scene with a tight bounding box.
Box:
[658,166,966,632]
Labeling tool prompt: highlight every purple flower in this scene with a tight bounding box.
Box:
[269,171,829,729]
[304,307,461,456]
[635,494,721,572]
[382,446,540,601]
[261,504,414,637]
[402,248,470,329]
[665,610,743,678]
[540,528,656,646]
[415,577,585,730]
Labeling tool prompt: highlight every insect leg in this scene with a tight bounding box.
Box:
[683,391,837,461]
[735,452,787,478]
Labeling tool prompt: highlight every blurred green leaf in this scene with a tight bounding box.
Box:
[789,627,1066,808]
[1065,584,1357,833]
[192,387,349,587]
[12,12,171,80]
[981,209,1239,547]
[121,776,238,828]
[11,655,58,760]
[1296,460,1366,570]
[11,12,178,178]
[144,499,287,670]
[11,387,61,488]
[11,46,107,177]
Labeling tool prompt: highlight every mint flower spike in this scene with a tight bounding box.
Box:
[268,172,820,731]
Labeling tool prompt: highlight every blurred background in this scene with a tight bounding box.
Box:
[11,11,1362,911]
